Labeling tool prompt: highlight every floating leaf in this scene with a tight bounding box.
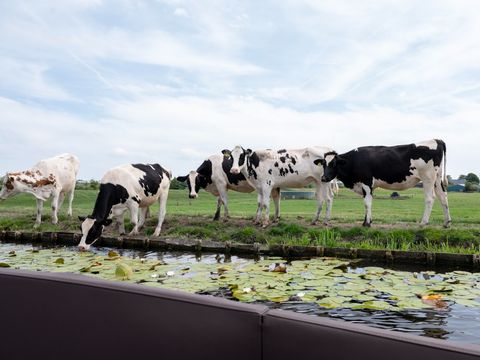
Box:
[0,262,11,268]
[54,258,64,265]
[115,263,133,280]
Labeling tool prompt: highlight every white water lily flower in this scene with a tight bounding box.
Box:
[150,273,158,278]
[166,271,175,276]
[296,292,306,297]
[243,287,252,293]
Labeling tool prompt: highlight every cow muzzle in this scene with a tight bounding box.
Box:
[321,176,329,182]
[78,244,90,252]
[230,168,240,175]
[189,194,197,199]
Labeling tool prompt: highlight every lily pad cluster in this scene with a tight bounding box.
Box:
[1,243,479,312]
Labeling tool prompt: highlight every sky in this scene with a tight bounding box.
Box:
[0,0,479,179]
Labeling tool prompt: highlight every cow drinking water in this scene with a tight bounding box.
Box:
[78,163,171,250]
[317,139,451,227]
[0,153,80,227]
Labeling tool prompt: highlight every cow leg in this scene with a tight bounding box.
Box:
[421,180,436,226]
[362,185,373,227]
[113,207,127,235]
[261,187,273,228]
[128,204,140,235]
[322,182,334,224]
[435,177,451,228]
[253,193,263,224]
[34,199,44,228]
[138,207,148,230]
[271,187,281,223]
[218,188,230,221]
[312,181,325,225]
[153,191,168,237]
[51,191,60,225]
[67,190,75,218]
[213,197,222,221]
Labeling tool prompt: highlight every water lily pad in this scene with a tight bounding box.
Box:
[115,263,133,280]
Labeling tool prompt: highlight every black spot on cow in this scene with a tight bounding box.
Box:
[286,153,290,159]
[91,183,129,222]
[277,149,287,154]
[279,168,286,177]
[131,195,140,204]
[280,156,286,163]
[288,164,295,174]
[291,157,297,165]
[268,169,272,175]
[274,162,279,167]
[222,157,247,185]
[246,151,260,180]
[132,163,167,197]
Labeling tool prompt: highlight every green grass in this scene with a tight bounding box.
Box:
[0,188,479,254]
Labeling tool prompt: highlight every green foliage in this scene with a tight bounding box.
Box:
[170,178,187,190]
[465,173,480,184]
[465,182,479,192]
[76,179,100,190]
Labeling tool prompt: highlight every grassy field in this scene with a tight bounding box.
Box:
[0,188,479,253]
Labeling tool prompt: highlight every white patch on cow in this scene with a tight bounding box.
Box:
[188,170,198,198]
[78,217,95,250]
[352,182,366,196]
[416,139,438,150]
[325,154,336,166]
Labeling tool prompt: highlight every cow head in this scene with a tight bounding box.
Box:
[315,151,346,182]
[177,171,204,199]
[226,146,252,175]
[0,173,19,200]
[77,216,112,251]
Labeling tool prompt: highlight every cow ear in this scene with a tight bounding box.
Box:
[176,175,188,182]
[221,149,231,157]
[102,218,113,226]
[313,159,325,166]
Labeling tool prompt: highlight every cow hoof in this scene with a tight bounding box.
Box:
[152,230,161,237]
[362,222,371,227]
[213,216,220,221]
[222,217,229,223]
[323,221,330,226]
[129,230,139,236]
[443,221,451,229]
[311,220,318,226]
[33,223,40,229]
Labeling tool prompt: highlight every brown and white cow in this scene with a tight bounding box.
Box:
[0,153,80,227]
[78,163,171,251]
[225,146,336,227]
[318,139,451,227]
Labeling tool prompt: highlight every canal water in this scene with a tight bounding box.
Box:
[1,242,479,345]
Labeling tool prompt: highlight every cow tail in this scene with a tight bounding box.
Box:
[442,141,447,188]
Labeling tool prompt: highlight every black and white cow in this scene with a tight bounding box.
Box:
[0,153,79,227]
[225,146,336,227]
[177,154,258,220]
[78,163,171,250]
[317,139,451,227]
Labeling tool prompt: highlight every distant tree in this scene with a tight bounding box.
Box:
[464,182,479,192]
[170,177,187,190]
[459,174,466,179]
[465,173,480,184]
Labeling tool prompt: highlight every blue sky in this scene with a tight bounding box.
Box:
[1,0,479,179]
